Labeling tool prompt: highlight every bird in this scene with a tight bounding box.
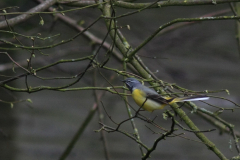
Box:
[122,78,209,112]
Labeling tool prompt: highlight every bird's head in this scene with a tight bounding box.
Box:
[122,78,141,93]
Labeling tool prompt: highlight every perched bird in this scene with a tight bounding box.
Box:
[122,78,209,112]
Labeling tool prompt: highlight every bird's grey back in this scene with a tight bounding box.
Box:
[135,84,158,95]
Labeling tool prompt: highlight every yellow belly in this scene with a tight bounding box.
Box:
[132,89,166,112]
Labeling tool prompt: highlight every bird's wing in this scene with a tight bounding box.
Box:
[138,85,172,105]
[146,93,172,105]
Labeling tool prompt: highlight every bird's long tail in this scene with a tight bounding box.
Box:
[168,95,209,104]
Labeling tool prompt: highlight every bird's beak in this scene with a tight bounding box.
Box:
[121,79,126,82]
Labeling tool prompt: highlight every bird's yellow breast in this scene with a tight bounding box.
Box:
[132,89,166,112]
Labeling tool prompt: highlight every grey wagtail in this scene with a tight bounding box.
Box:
[122,78,209,112]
